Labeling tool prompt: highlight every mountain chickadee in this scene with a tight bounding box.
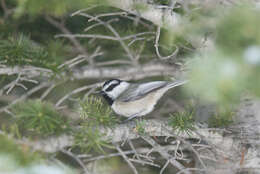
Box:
[100,79,187,122]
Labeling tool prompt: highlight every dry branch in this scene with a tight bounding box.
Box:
[72,62,181,80]
[0,63,181,81]
[13,99,260,173]
[0,66,52,77]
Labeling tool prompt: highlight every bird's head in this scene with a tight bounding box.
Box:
[100,79,129,104]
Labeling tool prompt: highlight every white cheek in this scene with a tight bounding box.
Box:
[107,82,129,99]
[107,87,121,99]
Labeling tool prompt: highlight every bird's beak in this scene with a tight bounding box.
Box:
[91,91,103,95]
[99,91,105,96]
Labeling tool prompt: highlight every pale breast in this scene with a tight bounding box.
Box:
[111,88,167,117]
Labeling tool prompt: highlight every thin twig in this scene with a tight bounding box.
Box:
[83,146,172,162]
[96,60,132,66]
[71,5,99,16]
[0,82,50,113]
[87,12,127,22]
[84,18,119,32]
[154,26,179,60]
[165,128,207,169]
[78,12,137,63]
[6,73,22,95]
[160,160,170,174]
[68,47,103,68]
[141,136,191,174]
[115,144,138,174]
[40,83,57,100]
[44,15,92,65]
[128,140,142,164]
[129,158,160,168]
[55,84,99,107]
[56,33,118,41]
[122,15,153,29]
[61,149,91,174]
[58,55,86,69]
[56,32,154,42]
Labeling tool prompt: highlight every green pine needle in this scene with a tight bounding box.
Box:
[79,96,117,127]
[168,110,195,135]
[0,35,58,71]
[74,127,113,154]
[12,100,69,137]
[0,134,40,166]
[209,109,234,128]
[74,96,117,153]
[135,119,146,135]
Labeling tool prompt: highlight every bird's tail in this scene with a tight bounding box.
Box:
[167,80,188,89]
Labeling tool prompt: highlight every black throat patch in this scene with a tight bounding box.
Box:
[102,93,114,105]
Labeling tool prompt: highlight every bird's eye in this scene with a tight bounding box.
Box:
[105,84,118,92]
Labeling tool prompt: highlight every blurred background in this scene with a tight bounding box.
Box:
[0,0,260,174]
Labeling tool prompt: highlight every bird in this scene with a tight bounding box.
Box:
[100,79,188,122]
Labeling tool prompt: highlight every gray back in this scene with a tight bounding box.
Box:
[117,81,168,102]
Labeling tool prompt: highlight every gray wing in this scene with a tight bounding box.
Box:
[117,81,168,102]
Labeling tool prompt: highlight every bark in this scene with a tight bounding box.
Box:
[73,62,181,80]
[16,99,260,173]
[0,63,182,80]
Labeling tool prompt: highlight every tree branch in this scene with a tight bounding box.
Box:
[72,62,181,80]
[107,0,180,28]
[13,98,260,174]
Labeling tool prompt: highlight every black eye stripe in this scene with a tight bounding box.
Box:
[105,84,119,92]
[103,79,121,88]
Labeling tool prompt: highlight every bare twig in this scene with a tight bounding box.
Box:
[115,144,138,174]
[84,18,119,32]
[40,83,57,100]
[56,32,154,42]
[65,12,154,66]
[141,136,191,174]
[44,16,93,65]
[71,5,99,16]
[0,73,38,95]
[0,82,51,113]
[55,83,99,107]
[76,12,138,65]
[67,47,103,68]
[96,60,132,66]
[160,160,170,174]
[129,158,160,168]
[6,73,25,95]
[134,40,146,61]
[128,140,142,164]
[128,37,145,46]
[84,144,180,162]
[58,55,87,69]
[87,12,127,22]
[3,108,15,117]
[61,148,91,174]
[154,26,179,60]
[122,15,153,29]
[55,33,119,41]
